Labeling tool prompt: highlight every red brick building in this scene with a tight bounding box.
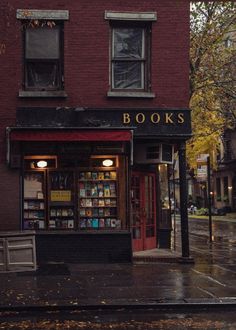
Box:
[0,0,191,263]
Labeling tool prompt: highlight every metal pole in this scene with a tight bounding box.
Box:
[207,156,213,243]
[173,161,176,249]
[178,142,190,259]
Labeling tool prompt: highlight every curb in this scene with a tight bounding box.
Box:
[133,256,180,263]
[1,300,236,313]
[133,256,194,264]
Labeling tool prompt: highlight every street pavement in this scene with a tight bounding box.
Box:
[0,214,236,311]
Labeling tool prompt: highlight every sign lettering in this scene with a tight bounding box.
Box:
[122,112,185,125]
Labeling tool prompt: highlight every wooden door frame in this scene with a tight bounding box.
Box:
[131,171,157,252]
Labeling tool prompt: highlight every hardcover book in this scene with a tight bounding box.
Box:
[87,219,92,227]
[99,218,105,228]
[92,172,98,180]
[105,218,111,227]
[49,220,56,228]
[93,208,99,216]
[80,219,87,228]
[98,172,104,180]
[111,219,117,228]
[110,171,117,180]
[104,172,110,179]
[68,220,74,228]
[92,218,99,228]
[80,208,86,216]
[86,209,92,217]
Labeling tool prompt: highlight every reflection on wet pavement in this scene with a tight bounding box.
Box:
[0,217,235,308]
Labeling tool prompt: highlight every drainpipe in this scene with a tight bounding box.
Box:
[6,127,11,166]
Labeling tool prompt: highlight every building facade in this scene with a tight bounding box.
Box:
[0,0,191,263]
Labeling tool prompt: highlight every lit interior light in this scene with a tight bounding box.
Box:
[37,160,48,168]
[102,159,113,167]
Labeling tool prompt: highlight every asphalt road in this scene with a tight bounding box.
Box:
[1,308,236,329]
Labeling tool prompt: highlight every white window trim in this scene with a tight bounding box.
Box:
[105,11,157,21]
[107,91,155,98]
[16,9,69,20]
[18,90,68,98]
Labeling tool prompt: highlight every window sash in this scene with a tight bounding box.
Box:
[25,26,60,59]
[112,28,145,59]
[111,27,146,90]
[112,61,144,89]
[25,60,60,89]
[24,25,63,90]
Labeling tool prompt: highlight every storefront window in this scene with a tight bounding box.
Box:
[23,155,124,231]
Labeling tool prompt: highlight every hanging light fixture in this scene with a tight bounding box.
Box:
[37,160,48,168]
[102,159,113,167]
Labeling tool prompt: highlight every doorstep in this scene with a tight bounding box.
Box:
[133,248,181,263]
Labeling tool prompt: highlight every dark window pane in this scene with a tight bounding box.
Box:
[162,144,173,162]
[113,28,143,59]
[223,177,228,196]
[216,178,221,199]
[113,62,143,89]
[146,146,160,160]
[26,27,60,59]
[26,62,59,88]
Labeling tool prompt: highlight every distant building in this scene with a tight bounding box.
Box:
[213,27,236,212]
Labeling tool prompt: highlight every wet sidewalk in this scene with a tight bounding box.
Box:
[0,253,236,310]
[0,214,236,310]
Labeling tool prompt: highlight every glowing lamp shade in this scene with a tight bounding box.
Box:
[37,160,48,168]
[102,159,113,167]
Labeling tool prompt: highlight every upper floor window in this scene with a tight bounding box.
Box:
[17,9,69,97]
[105,11,156,98]
[112,26,148,90]
[24,24,63,91]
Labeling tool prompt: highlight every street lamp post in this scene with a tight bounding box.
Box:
[207,156,213,243]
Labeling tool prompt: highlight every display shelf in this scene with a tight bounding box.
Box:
[78,169,119,230]
[23,171,46,230]
[48,170,75,230]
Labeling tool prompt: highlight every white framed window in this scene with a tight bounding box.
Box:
[112,27,146,90]
[105,11,156,98]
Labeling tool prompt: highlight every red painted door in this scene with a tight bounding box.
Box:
[131,172,157,252]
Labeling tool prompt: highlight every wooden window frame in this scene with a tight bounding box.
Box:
[110,22,151,93]
[23,23,64,91]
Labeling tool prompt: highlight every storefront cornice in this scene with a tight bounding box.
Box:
[15,107,192,138]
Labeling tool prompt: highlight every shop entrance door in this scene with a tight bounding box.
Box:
[131,172,157,252]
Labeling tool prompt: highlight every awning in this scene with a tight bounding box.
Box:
[10,130,132,142]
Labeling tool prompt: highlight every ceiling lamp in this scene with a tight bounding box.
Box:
[37,160,48,168]
[102,159,113,167]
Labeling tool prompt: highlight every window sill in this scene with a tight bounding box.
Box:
[107,91,155,98]
[18,90,68,98]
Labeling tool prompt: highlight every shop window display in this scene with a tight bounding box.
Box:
[23,156,122,231]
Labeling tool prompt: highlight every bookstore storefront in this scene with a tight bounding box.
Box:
[10,130,131,233]
[7,107,192,263]
[8,129,133,263]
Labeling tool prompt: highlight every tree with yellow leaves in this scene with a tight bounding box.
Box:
[188,1,236,170]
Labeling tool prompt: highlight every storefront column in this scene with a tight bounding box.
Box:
[178,141,194,263]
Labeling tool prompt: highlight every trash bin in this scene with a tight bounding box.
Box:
[157,208,172,248]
